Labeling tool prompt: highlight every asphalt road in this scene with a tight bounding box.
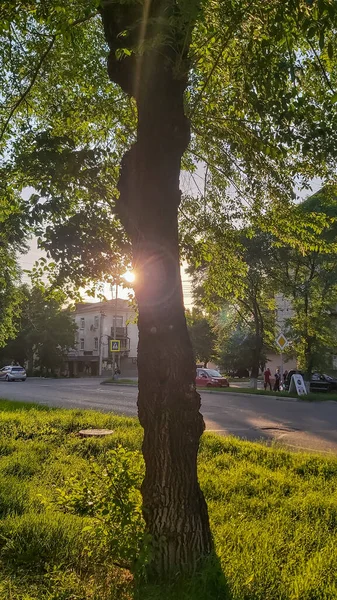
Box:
[1,378,337,454]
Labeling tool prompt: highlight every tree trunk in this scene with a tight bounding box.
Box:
[101,2,213,576]
[250,299,263,390]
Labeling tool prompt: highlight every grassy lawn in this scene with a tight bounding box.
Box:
[0,399,337,599]
[213,386,337,402]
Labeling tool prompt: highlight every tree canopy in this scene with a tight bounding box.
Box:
[0,285,77,375]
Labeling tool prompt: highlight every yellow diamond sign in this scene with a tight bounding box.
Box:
[276,333,288,350]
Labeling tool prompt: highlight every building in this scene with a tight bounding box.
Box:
[266,294,297,374]
[65,299,138,377]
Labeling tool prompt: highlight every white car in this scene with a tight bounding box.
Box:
[0,366,27,382]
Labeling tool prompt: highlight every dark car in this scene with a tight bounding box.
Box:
[234,368,250,378]
[284,370,337,393]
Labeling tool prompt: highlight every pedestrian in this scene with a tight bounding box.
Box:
[264,367,272,391]
[274,368,281,392]
[283,369,288,384]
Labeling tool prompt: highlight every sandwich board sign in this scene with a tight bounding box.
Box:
[289,373,307,396]
[109,339,120,353]
[276,333,288,351]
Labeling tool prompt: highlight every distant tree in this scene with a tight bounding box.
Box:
[0,179,30,347]
[271,186,337,378]
[0,286,77,375]
[183,212,276,388]
[215,310,269,377]
[186,309,216,367]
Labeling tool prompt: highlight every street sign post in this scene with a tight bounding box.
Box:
[275,333,289,388]
[109,339,120,353]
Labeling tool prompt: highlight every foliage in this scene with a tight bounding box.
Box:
[0,252,23,349]
[12,131,133,291]
[181,201,276,379]
[0,285,77,374]
[1,0,337,290]
[215,318,268,376]
[54,446,147,570]
[186,308,216,367]
[271,187,337,376]
[0,176,31,347]
[0,401,336,598]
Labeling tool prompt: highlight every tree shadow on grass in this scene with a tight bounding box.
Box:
[133,551,232,600]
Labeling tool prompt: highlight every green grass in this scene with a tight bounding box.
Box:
[198,385,337,402]
[0,399,337,598]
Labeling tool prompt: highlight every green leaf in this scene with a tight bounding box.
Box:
[327,41,334,60]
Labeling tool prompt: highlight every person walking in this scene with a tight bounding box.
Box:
[274,368,281,392]
[264,367,272,391]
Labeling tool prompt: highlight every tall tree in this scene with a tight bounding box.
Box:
[0,178,29,346]
[2,0,337,575]
[186,308,216,367]
[272,186,337,378]
[182,202,276,388]
[0,286,77,375]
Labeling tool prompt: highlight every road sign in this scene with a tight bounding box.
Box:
[276,333,288,351]
[289,373,307,396]
[109,339,120,352]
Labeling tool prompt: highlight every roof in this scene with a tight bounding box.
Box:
[74,298,135,315]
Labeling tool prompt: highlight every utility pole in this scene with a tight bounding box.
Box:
[98,311,104,376]
[113,281,119,378]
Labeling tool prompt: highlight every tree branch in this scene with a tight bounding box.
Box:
[307,38,336,94]
[0,12,97,143]
[0,36,56,142]
[189,0,255,117]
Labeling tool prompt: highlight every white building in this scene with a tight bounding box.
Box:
[66,299,138,377]
[266,294,297,374]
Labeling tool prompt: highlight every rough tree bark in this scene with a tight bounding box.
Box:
[101,0,213,575]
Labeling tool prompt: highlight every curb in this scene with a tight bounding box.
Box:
[101,382,137,387]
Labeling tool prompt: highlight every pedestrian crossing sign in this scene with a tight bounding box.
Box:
[109,340,120,352]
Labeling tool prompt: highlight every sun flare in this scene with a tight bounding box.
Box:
[123,270,135,283]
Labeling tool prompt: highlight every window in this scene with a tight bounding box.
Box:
[80,338,84,350]
[112,316,123,328]
[94,316,99,329]
[80,317,85,329]
[94,337,98,350]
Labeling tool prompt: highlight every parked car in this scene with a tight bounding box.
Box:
[0,366,26,382]
[284,370,337,393]
[234,368,250,378]
[196,368,229,388]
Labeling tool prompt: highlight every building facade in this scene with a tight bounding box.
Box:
[65,299,138,377]
[266,293,297,374]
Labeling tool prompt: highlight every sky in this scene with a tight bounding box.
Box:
[18,168,209,308]
[18,169,321,309]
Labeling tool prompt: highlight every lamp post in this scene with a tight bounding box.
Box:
[112,281,119,380]
[110,270,135,380]
[98,311,106,376]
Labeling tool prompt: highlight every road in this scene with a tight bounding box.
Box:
[1,378,337,454]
